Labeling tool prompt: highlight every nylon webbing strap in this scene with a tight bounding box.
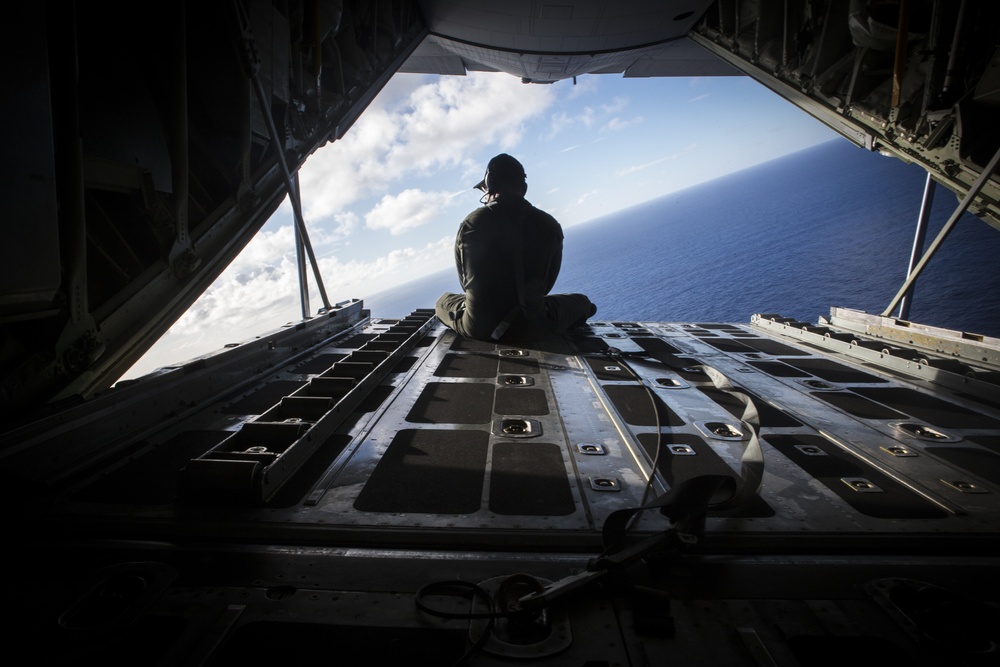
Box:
[600,474,735,551]
[698,364,764,511]
[597,346,765,551]
[517,351,767,609]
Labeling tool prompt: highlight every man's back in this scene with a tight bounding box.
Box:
[435,153,594,342]
[456,198,563,339]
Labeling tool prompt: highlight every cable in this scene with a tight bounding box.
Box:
[591,346,666,552]
[609,349,664,520]
[590,342,765,557]
[415,580,496,667]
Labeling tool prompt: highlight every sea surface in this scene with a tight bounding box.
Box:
[366,140,1000,337]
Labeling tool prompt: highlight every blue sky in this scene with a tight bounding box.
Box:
[123,72,838,379]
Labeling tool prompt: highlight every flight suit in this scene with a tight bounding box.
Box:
[435,197,594,342]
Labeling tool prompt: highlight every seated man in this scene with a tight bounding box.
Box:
[435,153,595,342]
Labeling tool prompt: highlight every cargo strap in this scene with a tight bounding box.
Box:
[621,348,761,498]
[594,346,764,553]
[517,474,733,612]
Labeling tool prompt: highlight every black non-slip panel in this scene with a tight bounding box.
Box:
[74,431,230,504]
[494,387,549,416]
[748,360,812,378]
[636,433,774,518]
[699,387,802,427]
[783,358,887,384]
[587,356,636,381]
[740,338,811,356]
[851,387,1000,429]
[222,381,304,415]
[498,356,540,375]
[766,435,948,519]
[812,392,908,420]
[406,382,495,424]
[603,384,685,427]
[633,336,683,356]
[353,430,489,514]
[616,338,710,381]
[488,442,574,516]
[450,336,496,352]
[701,338,755,353]
[434,352,498,378]
[966,435,1000,455]
[391,356,418,374]
[572,335,613,354]
[695,324,742,330]
[356,384,395,414]
[925,446,1000,486]
[292,353,347,375]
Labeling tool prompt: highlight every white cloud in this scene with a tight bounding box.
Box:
[566,74,600,98]
[173,226,453,338]
[310,236,453,299]
[549,94,634,139]
[125,228,455,378]
[602,96,629,114]
[221,224,298,283]
[365,189,455,235]
[548,107,597,138]
[603,116,644,132]
[299,73,557,222]
[689,93,710,103]
[330,210,360,238]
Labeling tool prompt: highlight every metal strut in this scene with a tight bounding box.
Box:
[882,143,1000,318]
[293,173,311,320]
[234,0,332,314]
[897,173,936,320]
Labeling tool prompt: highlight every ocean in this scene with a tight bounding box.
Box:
[366,140,1000,337]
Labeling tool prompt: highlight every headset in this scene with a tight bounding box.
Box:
[481,154,526,197]
[484,166,497,195]
[480,166,508,204]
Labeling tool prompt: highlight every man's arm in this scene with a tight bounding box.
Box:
[542,216,563,295]
[455,215,484,292]
[454,223,468,290]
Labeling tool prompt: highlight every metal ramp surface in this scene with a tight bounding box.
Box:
[4,306,1000,664]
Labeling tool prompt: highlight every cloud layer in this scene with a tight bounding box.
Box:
[123,72,842,381]
[299,73,557,220]
[126,73,558,378]
[365,189,457,235]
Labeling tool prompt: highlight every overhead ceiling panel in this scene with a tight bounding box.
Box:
[407,0,715,82]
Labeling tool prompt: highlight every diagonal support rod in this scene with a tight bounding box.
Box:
[897,173,936,320]
[234,0,332,313]
[293,172,311,320]
[882,143,1000,317]
[250,74,332,312]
